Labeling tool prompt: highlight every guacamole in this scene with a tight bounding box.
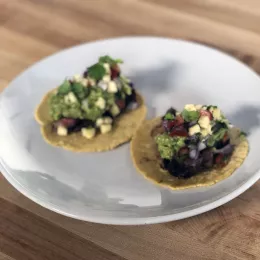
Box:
[155,133,185,160]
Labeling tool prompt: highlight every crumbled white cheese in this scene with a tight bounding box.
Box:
[110,104,120,117]
[102,75,111,83]
[73,74,82,82]
[189,124,200,136]
[107,81,118,93]
[184,104,196,111]
[212,108,222,120]
[81,99,89,110]
[88,78,96,86]
[103,117,112,124]
[95,97,106,109]
[64,95,70,104]
[198,115,210,129]
[67,92,78,103]
[98,80,108,91]
[96,118,104,127]
[201,125,212,137]
[57,126,68,136]
[100,124,112,134]
[81,128,96,139]
[81,78,88,87]
[201,129,208,137]
[195,104,203,110]
[103,63,111,74]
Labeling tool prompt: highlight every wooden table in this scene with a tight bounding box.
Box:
[1,1,260,259]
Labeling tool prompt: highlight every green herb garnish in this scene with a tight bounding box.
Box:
[99,55,123,66]
[182,109,200,122]
[240,131,247,137]
[207,105,217,110]
[164,112,174,120]
[207,136,215,147]
[87,63,106,81]
[214,128,227,141]
[58,80,71,95]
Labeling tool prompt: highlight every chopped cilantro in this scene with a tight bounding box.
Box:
[99,56,123,66]
[207,128,227,147]
[214,128,226,141]
[87,63,106,81]
[207,136,215,147]
[207,105,217,110]
[58,80,71,95]
[120,75,130,83]
[215,121,228,130]
[164,112,174,120]
[240,131,247,137]
[182,109,200,122]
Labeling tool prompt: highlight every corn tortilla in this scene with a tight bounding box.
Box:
[35,89,147,152]
[130,117,249,190]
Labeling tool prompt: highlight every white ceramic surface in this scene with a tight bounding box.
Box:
[1,37,260,225]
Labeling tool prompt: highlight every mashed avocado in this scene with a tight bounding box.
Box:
[49,94,83,120]
[155,133,185,160]
[49,79,118,122]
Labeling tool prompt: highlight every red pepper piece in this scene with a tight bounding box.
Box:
[111,64,120,79]
[222,132,229,143]
[165,116,184,130]
[200,110,213,120]
[116,99,125,110]
[179,147,189,156]
[170,126,188,137]
[59,118,77,128]
[165,120,176,130]
[215,154,224,165]
[175,115,184,126]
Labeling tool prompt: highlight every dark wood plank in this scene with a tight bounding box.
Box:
[0,198,125,260]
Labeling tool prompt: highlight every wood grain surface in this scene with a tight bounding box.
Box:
[1,0,260,259]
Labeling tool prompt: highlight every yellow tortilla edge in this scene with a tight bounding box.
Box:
[35,89,147,152]
[130,117,249,190]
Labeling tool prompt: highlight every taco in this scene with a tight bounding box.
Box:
[35,56,147,152]
[131,105,249,190]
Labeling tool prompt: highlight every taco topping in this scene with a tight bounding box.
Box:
[49,56,138,139]
[155,105,238,179]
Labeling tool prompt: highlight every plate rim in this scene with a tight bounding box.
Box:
[1,36,260,225]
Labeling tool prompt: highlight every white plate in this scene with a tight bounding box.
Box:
[1,37,260,225]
